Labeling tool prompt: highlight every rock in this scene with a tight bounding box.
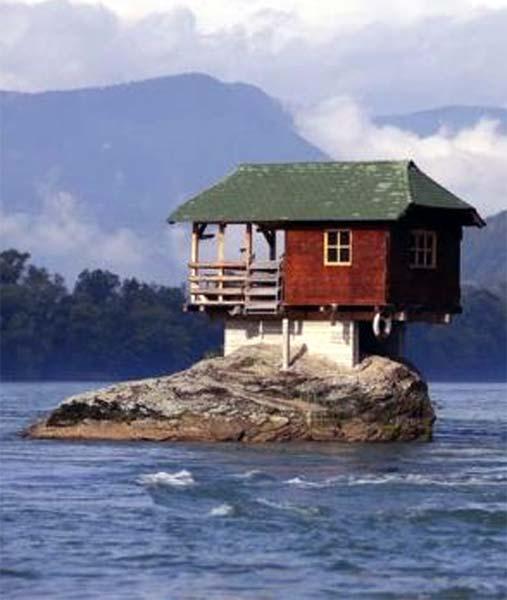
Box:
[25,345,435,443]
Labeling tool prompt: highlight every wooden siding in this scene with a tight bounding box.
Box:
[388,223,461,308]
[283,226,388,306]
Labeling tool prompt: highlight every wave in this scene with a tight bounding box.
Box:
[208,503,234,517]
[285,476,330,489]
[284,472,507,488]
[232,469,276,484]
[256,497,321,517]
[137,470,195,487]
[233,469,263,480]
[409,504,507,527]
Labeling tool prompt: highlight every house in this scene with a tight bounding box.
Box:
[168,160,484,368]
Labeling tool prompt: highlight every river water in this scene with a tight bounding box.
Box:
[1,382,506,599]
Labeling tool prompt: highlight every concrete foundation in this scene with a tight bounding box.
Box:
[224,318,360,368]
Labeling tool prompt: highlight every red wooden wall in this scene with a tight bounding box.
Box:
[283,221,462,310]
[283,225,388,306]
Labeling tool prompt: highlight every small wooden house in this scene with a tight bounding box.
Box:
[168,160,484,368]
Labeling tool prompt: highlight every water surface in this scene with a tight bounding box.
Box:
[1,382,506,599]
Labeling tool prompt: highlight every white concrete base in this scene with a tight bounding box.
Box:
[224,318,359,368]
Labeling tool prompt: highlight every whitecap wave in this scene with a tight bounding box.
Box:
[137,470,195,487]
[209,503,234,517]
[233,469,263,480]
[257,497,321,517]
[285,476,330,489]
[285,471,507,488]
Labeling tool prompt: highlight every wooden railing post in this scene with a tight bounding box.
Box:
[217,223,225,303]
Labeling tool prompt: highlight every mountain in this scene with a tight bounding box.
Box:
[2,77,506,285]
[376,105,507,136]
[406,285,506,381]
[1,74,324,281]
[462,211,507,291]
[1,73,324,228]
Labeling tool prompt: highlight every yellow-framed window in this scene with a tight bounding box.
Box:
[324,229,352,265]
[409,230,437,268]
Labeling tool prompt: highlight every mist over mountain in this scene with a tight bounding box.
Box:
[1,73,505,286]
[376,105,507,136]
[1,73,323,230]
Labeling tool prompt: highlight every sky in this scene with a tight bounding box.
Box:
[2,0,507,111]
[1,0,506,281]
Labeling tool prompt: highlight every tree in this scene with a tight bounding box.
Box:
[0,249,30,284]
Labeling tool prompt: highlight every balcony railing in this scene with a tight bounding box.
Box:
[187,258,283,314]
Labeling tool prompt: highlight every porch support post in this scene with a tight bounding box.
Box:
[217,223,226,302]
[245,223,253,265]
[282,317,290,370]
[269,230,277,261]
[191,222,200,263]
[190,222,200,303]
[217,223,225,262]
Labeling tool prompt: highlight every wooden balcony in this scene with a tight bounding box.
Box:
[187,259,283,314]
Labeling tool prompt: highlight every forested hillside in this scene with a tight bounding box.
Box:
[462,210,506,291]
[0,249,221,380]
[406,286,506,381]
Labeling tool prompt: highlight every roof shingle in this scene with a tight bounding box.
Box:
[168,160,482,224]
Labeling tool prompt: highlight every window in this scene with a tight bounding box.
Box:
[409,230,437,268]
[324,229,352,265]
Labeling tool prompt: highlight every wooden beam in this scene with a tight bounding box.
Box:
[191,223,200,263]
[217,224,225,261]
[269,232,277,261]
[190,223,200,304]
[217,224,226,302]
[245,223,253,264]
[188,261,246,269]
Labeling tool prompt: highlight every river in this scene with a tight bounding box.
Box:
[1,382,506,599]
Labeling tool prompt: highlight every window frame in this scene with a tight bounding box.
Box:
[323,229,352,266]
[409,229,437,269]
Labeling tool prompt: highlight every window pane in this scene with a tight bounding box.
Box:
[339,248,350,263]
[327,231,338,246]
[339,230,350,246]
[327,248,338,263]
[425,235,433,249]
[409,250,417,265]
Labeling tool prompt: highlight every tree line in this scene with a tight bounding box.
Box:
[0,249,221,380]
[0,249,505,381]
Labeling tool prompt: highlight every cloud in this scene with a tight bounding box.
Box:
[295,96,507,216]
[1,1,506,112]
[0,190,163,282]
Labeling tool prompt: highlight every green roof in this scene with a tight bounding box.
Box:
[168,160,482,225]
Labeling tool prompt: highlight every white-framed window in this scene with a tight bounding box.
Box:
[409,230,437,269]
[324,229,352,265]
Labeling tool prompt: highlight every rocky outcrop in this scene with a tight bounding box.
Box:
[25,345,435,442]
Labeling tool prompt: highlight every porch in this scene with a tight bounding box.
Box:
[187,223,284,315]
